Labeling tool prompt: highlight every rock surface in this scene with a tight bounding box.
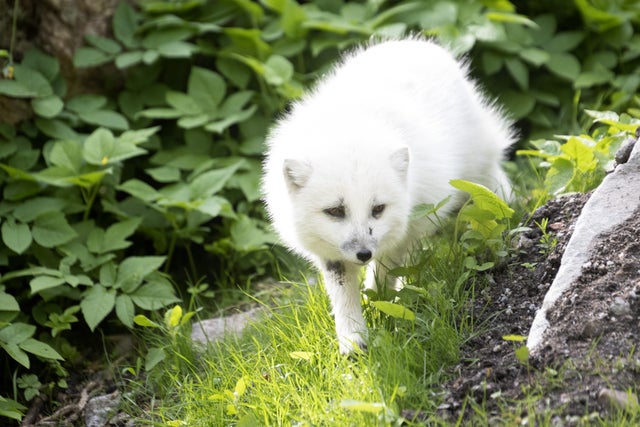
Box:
[528,134,640,352]
[191,307,264,345]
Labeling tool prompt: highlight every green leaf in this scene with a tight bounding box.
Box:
[13,197,68,222]
[0,395,27,421]
[13,65,53,97]
[31,95,64,118]
[130,279,179,310]
[78,110,129,130]
[166,91,203,115]
[133,314,160,328]
[30,276,66,294]
[115,51,144,68]
[0,79,35,98]
[66,94,107,113]
[32,212,78,248]
[74,47,113,67]
[118,179,161,202]
[1,342,30,368]
[370,301,415,321]
[145,347,166,371]
[504,58,529,90]
[518,47,549,66]
[35,118,78,140]
[157,41,198,58]
[115,295,135,328]
[113,1,139,48]
[499,90,535,119]
[340,400,386,414]
[515,345,529,364]
[19,338,64,361]
[116,256,166,293]
[546,31,584,53]
[263,55,294,86]
[0,292,20,312]
[0,322,35,345]
[205,105,257,134]
[49,139,83,171]
[189,163,242,199]
[449,179,514,219]
[545,157,573,194]
[545,53,581,81]
[83,127,146,165]
[146,166,181,183]
[86,34,122,54]
[2,220,32,254]
[81,285,116,331]
[188,67,225,113]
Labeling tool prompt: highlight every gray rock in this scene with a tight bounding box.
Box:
[597,388,639,412]
[528,136,640,353]
[83,392,120,427]
[191,307,264,345]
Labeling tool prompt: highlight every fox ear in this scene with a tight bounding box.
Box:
[390,147,409,179]
[283,159,313,191]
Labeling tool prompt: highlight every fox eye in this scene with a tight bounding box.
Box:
[371,204,386,218]
[323,206,346,219]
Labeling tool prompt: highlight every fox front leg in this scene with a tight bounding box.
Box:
[321,260,368,354]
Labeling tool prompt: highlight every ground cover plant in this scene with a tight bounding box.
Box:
[0,0,639,424]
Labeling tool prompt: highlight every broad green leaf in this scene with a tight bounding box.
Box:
[0,322,35,344]
[49,139,82,171]
[545,157,574,194]
[204,105,257,134]
[0,292,20,311]
[504,58,528,90]
[188,67,225,112]
[133,314,160,328]
[137,107,182,119]
[165,305,182,328]
[519,47,549,66]
[289,351,314,361]
[32,212,77,248]
[66,94,107,113]
[370,301,415,321]
[116,256,166,293]
[78,110,129,130]
[80,285,116,331]
[515,345,529,364]
[115,295,135,328]
[178,114,210,129]
[230,215,273,251]
[115,51,144,68]
[194,196,231,217]
[118,126,160,145]
[31,95,64,118]
[142,28,193,49]
[0,79,35,98]
[482,51,503,75]
[146,166,181,183]
[83,127,146,165]
[13,65,53,97]
[86,34,122,54]
[189,163,242,199]
[449,179,514,219]
[0,395,27,420]
[113,1,138,48]
[498,90,535,119]
[13,197,68,222]
[0,342,30,368]
[118,179,161,201]
[545,53,581,81]
[561,137,597,173]
[130,279,180,310]
[263,55,294,86]
[145,347,165,371]
[166,91,202,115]
[19,338,64,361]
[74,47,112,67]
[157,41,198,58]
[30,276,66,294]
[35,118,78,140]
[546,31,584,53]
[2,220,32,254]
[21,49,60,82]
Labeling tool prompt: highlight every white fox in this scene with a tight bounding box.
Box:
[262,38,514,354]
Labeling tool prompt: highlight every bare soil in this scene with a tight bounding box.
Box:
[437,192,640,424]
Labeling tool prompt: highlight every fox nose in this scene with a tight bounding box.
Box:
[356,249,372,262]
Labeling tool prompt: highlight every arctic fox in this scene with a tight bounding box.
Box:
[262,38,514,354]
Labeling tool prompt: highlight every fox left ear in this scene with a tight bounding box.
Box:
[390,147,409,179]
[283,159,313,192]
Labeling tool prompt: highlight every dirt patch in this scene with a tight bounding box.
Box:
[438,192,640,423]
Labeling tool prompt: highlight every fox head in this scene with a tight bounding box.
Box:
[282,146,411,265]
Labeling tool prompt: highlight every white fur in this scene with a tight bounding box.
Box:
[262,38,514,354]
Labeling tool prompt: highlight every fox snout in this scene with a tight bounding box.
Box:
[341,234,377,264]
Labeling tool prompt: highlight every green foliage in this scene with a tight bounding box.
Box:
[518,110,639,196]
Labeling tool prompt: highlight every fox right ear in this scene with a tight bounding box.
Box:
[283,159,312,192]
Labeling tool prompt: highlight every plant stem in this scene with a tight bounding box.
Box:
[9,0,19,63]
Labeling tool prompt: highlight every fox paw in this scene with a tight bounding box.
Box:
[338,331,368,355]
